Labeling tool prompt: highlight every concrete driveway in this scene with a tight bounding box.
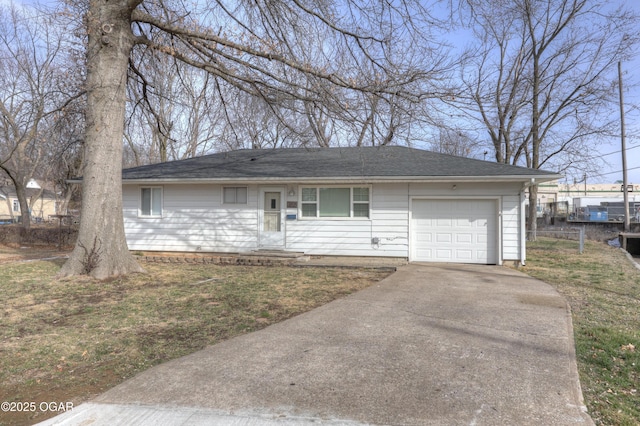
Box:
[40,264,593,425]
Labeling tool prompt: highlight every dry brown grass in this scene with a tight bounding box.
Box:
[0,251,390,425]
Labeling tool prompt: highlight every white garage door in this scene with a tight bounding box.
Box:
[411,199,497,264]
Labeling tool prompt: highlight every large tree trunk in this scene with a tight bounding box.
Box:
[58,0,144,279]
[14,184,31,229]
[3,172,31,229]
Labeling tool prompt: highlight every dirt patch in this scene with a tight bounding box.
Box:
[0,244,69,264]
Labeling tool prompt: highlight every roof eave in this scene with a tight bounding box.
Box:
[118,174,562,185]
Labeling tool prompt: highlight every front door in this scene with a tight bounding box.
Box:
[259,188,285,249]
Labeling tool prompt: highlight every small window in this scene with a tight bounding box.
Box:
[353,187,369,217]
[140,187,162,217]
[301,188,317,217]
[223,187,248,204]
[12,200,20,212]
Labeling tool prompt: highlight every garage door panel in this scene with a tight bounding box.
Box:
[456,233,472,244]
[412,210,431,220]
[455,249,473,260]
[436,233,452,243]
[411,199,497,264]
[435,249,452,260]
[416,231,432,243]
[416,248,433,259]
[436,218,452,226]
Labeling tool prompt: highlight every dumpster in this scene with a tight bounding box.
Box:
[588,207,608,222]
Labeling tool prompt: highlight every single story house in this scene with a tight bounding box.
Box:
[0,182,58,223]
[120,146,560,265]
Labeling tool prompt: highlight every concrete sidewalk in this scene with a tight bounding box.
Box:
[39,264,593,425]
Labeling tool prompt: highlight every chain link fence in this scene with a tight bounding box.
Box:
[527,227,585,254]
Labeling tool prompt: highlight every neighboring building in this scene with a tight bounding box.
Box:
[114,146,560,265]
[548,181,639,202]
[533,181,640,220]
[0,180,59,223]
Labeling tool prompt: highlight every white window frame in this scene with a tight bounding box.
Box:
[12,200,20,212]
[139,186,163,218]
[299,185,371,220]
[222,186,248,204]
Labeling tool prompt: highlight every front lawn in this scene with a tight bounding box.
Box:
[2,240,638,425]
[523,238,639,426]
[0,257,389,425]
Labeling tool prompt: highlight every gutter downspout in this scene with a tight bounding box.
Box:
[520,178,535,266]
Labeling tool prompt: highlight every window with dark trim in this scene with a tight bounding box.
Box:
[223,187,248,204]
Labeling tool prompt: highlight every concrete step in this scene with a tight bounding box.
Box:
[239,250,307,259]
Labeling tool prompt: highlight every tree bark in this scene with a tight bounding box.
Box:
[2,173,31,228]
[58,0,144,279]
[14,184,31,229]
[1,157,37,230]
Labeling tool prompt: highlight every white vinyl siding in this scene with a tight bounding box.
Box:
[122,181,525,264]
[125,184,258,252]
[287,183,406,257]
[501,195,521,261]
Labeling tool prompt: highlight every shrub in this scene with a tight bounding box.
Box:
[0,224,77,248]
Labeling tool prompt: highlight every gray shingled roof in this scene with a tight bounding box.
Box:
[120,146,560,182]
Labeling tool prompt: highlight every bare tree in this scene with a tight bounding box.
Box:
[454,0,638,232]
[47,98,85,217]
[430,128,480,158]
[126,50,228,164]
[215,92,310,150]
[57,0,450,279]
[0,4,78,228]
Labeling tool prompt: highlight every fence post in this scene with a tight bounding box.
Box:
[579,227,585,254]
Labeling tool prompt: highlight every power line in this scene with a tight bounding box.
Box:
[598,143,640,158]
[590,165,640,179]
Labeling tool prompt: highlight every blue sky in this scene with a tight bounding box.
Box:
[596,0,640,184]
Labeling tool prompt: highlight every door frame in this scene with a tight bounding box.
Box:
[258,186,286,249]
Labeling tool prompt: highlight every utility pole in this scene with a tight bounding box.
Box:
[618,62,630,233]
